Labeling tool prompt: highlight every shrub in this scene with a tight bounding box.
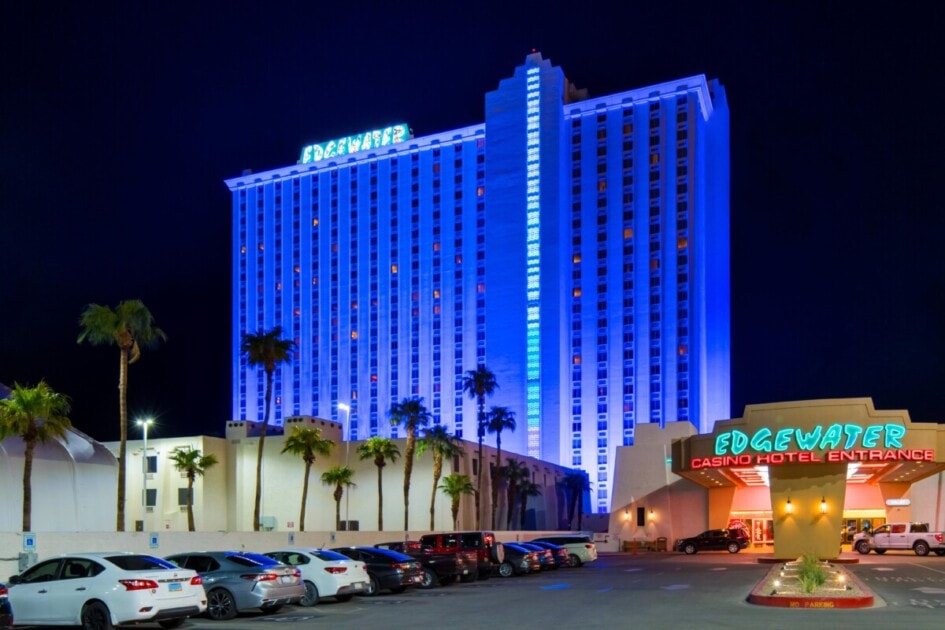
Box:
[797,553,827,594]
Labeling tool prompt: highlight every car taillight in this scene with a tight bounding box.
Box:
[0,585,7,596]
[190,576,203,586]
[324,567,347,574]
[936,534,943,543]
[584,544,593,549]
[119,579,159,591]
[241,573,278,582]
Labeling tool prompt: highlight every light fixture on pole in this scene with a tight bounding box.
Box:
[785,497,793,515]
[338,403,351,531]
[136,418,154,529]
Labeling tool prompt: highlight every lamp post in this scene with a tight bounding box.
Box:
[338,403,351,531]
[136,418,153,530]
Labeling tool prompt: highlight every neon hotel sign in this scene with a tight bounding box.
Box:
[300,124,409,164]
[691,423,935,469]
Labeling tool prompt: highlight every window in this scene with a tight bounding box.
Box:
[145,488,157,507]
[178,488,192,506]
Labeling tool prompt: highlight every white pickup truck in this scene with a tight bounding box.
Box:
[853,522,945,556]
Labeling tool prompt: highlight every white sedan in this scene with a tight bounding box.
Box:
[264,548,368,605]
[6,552,206,629]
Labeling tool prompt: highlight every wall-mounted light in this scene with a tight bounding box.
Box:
[820,497,827,514]
[624,508,630,520]
[785,498,793,514]
[648,509,654,521]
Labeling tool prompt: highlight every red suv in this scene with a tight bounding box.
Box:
[418,531,504,580]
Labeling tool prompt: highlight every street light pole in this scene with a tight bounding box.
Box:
[136,418,153,531]
[338,403,350,531]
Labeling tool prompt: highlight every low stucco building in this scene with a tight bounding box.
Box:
[610,398,945,558]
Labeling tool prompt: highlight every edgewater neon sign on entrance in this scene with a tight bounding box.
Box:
[689,422,935,469]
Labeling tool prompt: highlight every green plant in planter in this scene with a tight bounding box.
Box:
[797,553,827,594]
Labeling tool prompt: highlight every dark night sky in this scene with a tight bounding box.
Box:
[2,2,944,442]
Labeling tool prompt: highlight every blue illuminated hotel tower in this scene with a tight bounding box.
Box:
[224,53,730,511]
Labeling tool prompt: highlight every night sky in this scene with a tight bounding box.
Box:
[3,3,943,443]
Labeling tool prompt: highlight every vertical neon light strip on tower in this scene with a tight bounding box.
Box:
[525,67,541,457]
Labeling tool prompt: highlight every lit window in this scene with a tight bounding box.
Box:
[455,255,462,264]
[433,242,441,251]
[391,264,399,274]
[573,288,582,297]
[650,153,660,165]
[650,259,659,270]
[573,355,582,364]
[433,289,440,299]
[598,180,607,193]
[351,331,358,339]
[312,218,319,226]
[573,254,582,263]
[678,345,687,356]
[258,243,264,251]
[294,265,301,273]
[351,301,358,309]
[294,309,301,316]
[275,282,282,291]
[624,228,633,239]
[477,283,485,293]
[677,237,688,249]
[477,186,484,197]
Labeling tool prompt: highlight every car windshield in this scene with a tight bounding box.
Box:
[313,550,348,561]
[105,555,176,571]
[224,552,278,567]
[362,548,412,562]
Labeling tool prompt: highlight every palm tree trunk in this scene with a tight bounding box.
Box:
[254,369,274,532]
[376,465,384,531]
[430,456,442,530]
[334,489,342,530]
[491,437,501,529]
[187,479,196,531]
[117,348,130,532]
[520,493,528,529]
[300,460,311,532]
[403,431,414,531]
[22,439,35,532]
[452,498,459,529]
[475,399,484,530]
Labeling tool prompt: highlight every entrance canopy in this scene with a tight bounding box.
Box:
[672,398,945,489]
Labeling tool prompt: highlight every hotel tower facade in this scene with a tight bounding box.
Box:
[224,52,730,511]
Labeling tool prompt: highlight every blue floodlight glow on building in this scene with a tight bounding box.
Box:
[226,52,730,512]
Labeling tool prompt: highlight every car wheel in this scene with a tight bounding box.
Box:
[856,541,871,555]
[727,542,740,554]
[335,594,354,602]
[300,581,319,606]
[158,619,186,630]
[498,562,514,577]
[419,567,437,589]
[364,574,381,596]
[260,604,283,614]
[683,543,697,555]
[914,541,930,557]
[206,588,238,620]
[569,554,582,567]
[81,601,113,630]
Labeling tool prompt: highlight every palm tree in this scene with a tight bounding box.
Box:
[388,396,431,530]
[462,365,498,529]
[502,458,529,529]
[281,426,334,532]
[518,480,542,530]
[240,326,295,532]
[321,466,356,530]
[357,437,400,531]
[439,473,474,530]
[416,425,464,530]
[168,446,219,532]
[78,299,165,532]
[0,381,72,532]
[561,469,590,530]
[486,406,516,529]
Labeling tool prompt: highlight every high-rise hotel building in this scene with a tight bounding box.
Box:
[224,53,730,511]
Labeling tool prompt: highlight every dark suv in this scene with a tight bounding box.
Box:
[418,531,504,579]
[674,528,750,554]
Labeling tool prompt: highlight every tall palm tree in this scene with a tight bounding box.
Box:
[0,381,72,532]
[240,326,294,532]
[168,446,219,532]
[462,365,497,529]
[518,480,542,530]
[281,426,334,532]
[439,473,474,530]
[416,425,464,530]
[502,458,530,529]
[486,406,516,529]
[388,396,431,530]
[357,437,400,531]
[78,299,165,532]
[562,469,590,530]
[321,466,356,530]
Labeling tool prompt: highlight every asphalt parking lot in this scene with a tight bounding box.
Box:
[22,551,945,630]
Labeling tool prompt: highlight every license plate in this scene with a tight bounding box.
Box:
[353,582,366,589]
[169,583,182,592]
[280,576,294,583]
